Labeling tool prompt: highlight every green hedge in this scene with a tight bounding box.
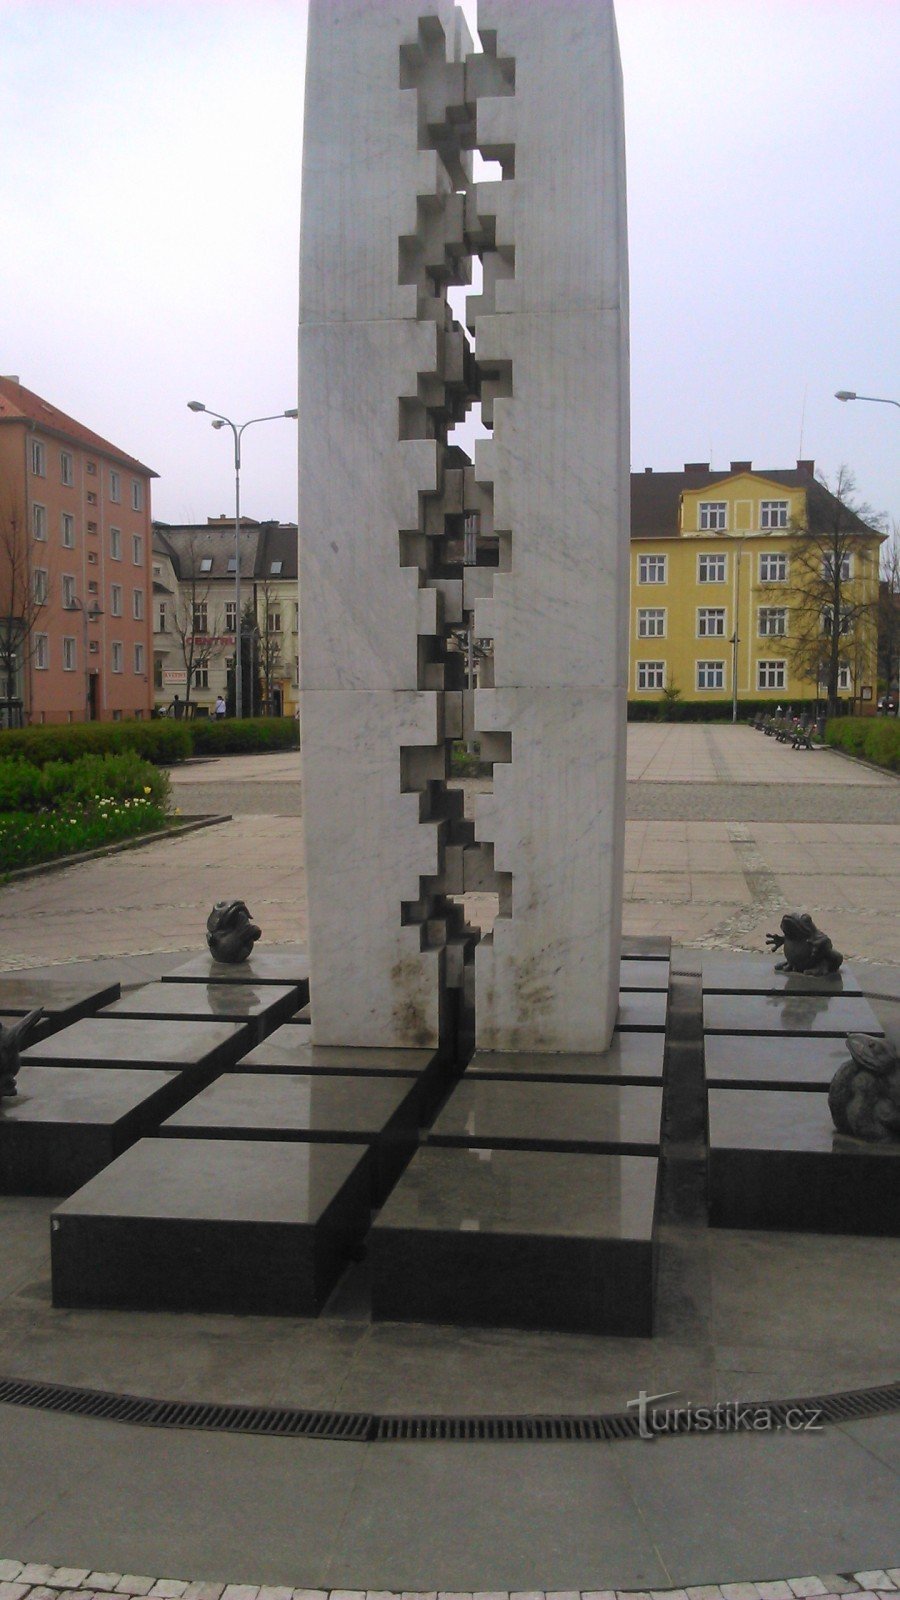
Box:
[627,698,825,723]
[824,716,900,771]
[0,720,191,766]
[189,716,299,755]
[0,752,170,813]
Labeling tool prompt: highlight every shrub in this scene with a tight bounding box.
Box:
[0,720,191,767]
[0,751,169,814]
[0,798,168,873]
[825,716,900,771]
[189,716,299,756]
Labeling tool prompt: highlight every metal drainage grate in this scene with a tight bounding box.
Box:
[0,1375,898,1444]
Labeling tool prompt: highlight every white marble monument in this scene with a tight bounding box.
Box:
[298,0,629,1054]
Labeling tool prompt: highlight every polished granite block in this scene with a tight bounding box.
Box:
[162,950,310,999]
[371,1146,660,1336]
[51,1135,372,1314]
[705,1033,854,1091]
[428,1080,663,1155]
[702,953,861,996]
[158,1071,422,1202]
[22,1016,251,1084]
[100,981,299,1043]
[0,978,120,1042]
[233,1035,447,1120]
[615,990,667,1031]
[1,1066,182,1196]
[291,1003,311,1024]
[708,1087,900,1236]
[466,1031,665,1084]
[621,934,671,961]
[620,959,670,993]
[704,992,884,1037]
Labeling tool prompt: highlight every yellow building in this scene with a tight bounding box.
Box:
[629,460,883,711]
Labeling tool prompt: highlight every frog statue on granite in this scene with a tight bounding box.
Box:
[206,900,261,964]
[765,912,843,975]
[828,1033,900,1143]
[0,1008,45,1098]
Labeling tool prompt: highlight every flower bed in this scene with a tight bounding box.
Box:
[0,796,168,873]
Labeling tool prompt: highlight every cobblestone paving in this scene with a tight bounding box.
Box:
[1,1566,899,1600]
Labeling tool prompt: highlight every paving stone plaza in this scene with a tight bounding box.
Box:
[0,726,897,1590]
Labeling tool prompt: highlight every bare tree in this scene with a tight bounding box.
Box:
[171,536,221,711]
[877,522,900,707]
[762,467,884,718]
[254,580,284,714]
[0,490,51,720]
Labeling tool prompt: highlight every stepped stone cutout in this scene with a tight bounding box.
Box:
[298,0,629,1052]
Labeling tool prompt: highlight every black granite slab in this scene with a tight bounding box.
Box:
[620,959,670,993]
[371,1145,659,1336]
[703,992,885,1037]
[0,1066,183,1195]
[158,1071,422,1202]
[22,1016,251,1086]
[616,991,667,1032]
[705,1033,854,1091]
[621,934,671,961]
[162,950,310,999]
[466,1031,665,1085]
[701,953,862,997]
[0,978,121,1044]
[428,1080,663,1155]
[51,1135,372,1314]
[708,1087,900,1236]
[100,981,299,1043]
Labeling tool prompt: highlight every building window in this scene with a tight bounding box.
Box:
[112,641,123,674]
[61,512,75,548]
[111,584,123,617]
[31,439,46,476]
[110,469,121,503]
[192,601,208,634]
[33,568,49,605]
[697,607,726,637]
[697,659,725,690]
[86,460,97,476]
[270,560,283,575]
[193,664,209,690]
[110,527,122,560]
[637,660,665,691]
[133,588,144,621]
[62,574,76,610]
[757,659,786,690]
[154,656,164,689]
[199,557,213,573]
[698,553,726,583]
[86,490,97,506]
[822,607,851,636]
[32,503,47,541]
[225,601,237,632]
[760,500,788,529]
[637,608,666,638]
[837,665,851,691]
[699,502,727,531]
[758,607,787,637]
[823,553,852,582]
[760,552,787,582]
[63,637,77,671]
[132,534,143,565]
[267,610,282,633]
[60,450,74,486]
[35,633,49,669]
[131,479,143,511]
[134,643,145,674]
[638,554,666,584]
[156,603,168,633]
[227,556,237,573]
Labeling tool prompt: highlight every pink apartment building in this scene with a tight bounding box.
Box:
[0,376,156,724]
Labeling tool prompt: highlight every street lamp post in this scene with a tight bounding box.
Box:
[835,390,900,411]
[187,402,298,720]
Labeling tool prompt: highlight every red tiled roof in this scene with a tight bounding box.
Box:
[0,376,157,476]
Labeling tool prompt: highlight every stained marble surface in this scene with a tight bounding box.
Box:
[162,952,310,988]
[466,1030,664,1083]
[158,1071,420,1140]
[428,1079,662,1153]
[704,993,885,1037]
[705,1034,853,1090]
[22,1016,250,1071]
[701,953,861,996]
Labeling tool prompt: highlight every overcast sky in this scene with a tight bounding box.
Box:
[1,0,897,532]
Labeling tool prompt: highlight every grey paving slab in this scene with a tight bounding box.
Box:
[703,994,885,1037]
[704,1035,851,1091]
[466,1033,665,1084]
[701,956,862,997]
[21,1017,251,1078]
[428,1081,663,1155]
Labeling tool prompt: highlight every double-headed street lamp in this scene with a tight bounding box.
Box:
[835,390,900,411]
[187,401,298,720]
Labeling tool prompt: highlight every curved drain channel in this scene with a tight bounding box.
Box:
[0,1374,897,1444]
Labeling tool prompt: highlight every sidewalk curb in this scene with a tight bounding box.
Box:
[0,814,232,886]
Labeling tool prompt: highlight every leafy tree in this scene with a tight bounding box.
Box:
[171,535,221,711]
[226,598,263,717]
[877,523,900,705]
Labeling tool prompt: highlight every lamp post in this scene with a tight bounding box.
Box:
[835,390,900,411]
[69,597,103,722]
[187,402,297,720]
[730,537,748,724]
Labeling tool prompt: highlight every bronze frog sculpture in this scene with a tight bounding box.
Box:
[206,900,261,964]
[828,1033,900,1143]
[0,1008,45,1098]
[765,912,843,975]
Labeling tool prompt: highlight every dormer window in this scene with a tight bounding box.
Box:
[200,557,213,573]
[270,560,283,575]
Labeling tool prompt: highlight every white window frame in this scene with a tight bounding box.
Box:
[193,663,209,690]
[109,469,121,503]
[760,499,789,529]
[111,640,124,674]
[199,557,213,574]
[63,636,77,672]
[637,607,666,639]
[62,574,77,610]
[132,534,143,566]
[696,659,725,691]
[698,553,727,584]
[267,610,282,633]
[133,588,144,621]
[32,502,47,541]
[636,660,665,691]
[110,583,123,618]
[699,502,727,531]
[33,567,49,605]
[192,601,208,635]
[638,554,667,584]
[134,642,145,675]
[759,551,788,583]
[225,601,237,633]
[61,512,75,548]
[156,603,168,633]
[131,479,143,511]
[837,664,852,691]
[60,450,74,487]
[110,526,122,560]
[758,607,787,637]
[697,607,726,638]
[823,553,852,582]
[757,659,786,690]
[30,439,46,477]
[35,633,49,669]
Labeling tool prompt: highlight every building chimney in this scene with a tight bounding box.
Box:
[1,375,21,385]
[730,460,752,473]
[796,459,815,478]
[644,466,653,474]
[684,461,710,476]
